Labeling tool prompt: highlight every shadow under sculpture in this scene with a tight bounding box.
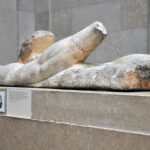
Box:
[1,21,150,90]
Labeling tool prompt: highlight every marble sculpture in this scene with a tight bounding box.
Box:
[0,21,150,90]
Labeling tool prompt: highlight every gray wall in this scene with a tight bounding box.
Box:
[0,0,17,65]
[50,0,150,64]
[0,0,149,65]
[148,0,150,53]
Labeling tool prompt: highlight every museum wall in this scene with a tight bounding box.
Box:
[50,0,150,64]
[0,0,149,65]
[0,0,17,65]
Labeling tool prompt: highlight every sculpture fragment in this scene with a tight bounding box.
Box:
[0,21,150,90]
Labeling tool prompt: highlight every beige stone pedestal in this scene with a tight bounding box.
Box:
[0,87,150,149]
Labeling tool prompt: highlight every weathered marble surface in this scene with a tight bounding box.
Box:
[0,21,107,86]
[0,21,150,90]
[32,54,150,90]
[18,30,55,64]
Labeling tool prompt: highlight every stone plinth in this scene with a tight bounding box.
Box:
[0,87,150,133]
[0,87,150,149]
[0,116,150,150]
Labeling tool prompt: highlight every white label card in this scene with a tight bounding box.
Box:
[0,91,6,113]
[7,88,31,119]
